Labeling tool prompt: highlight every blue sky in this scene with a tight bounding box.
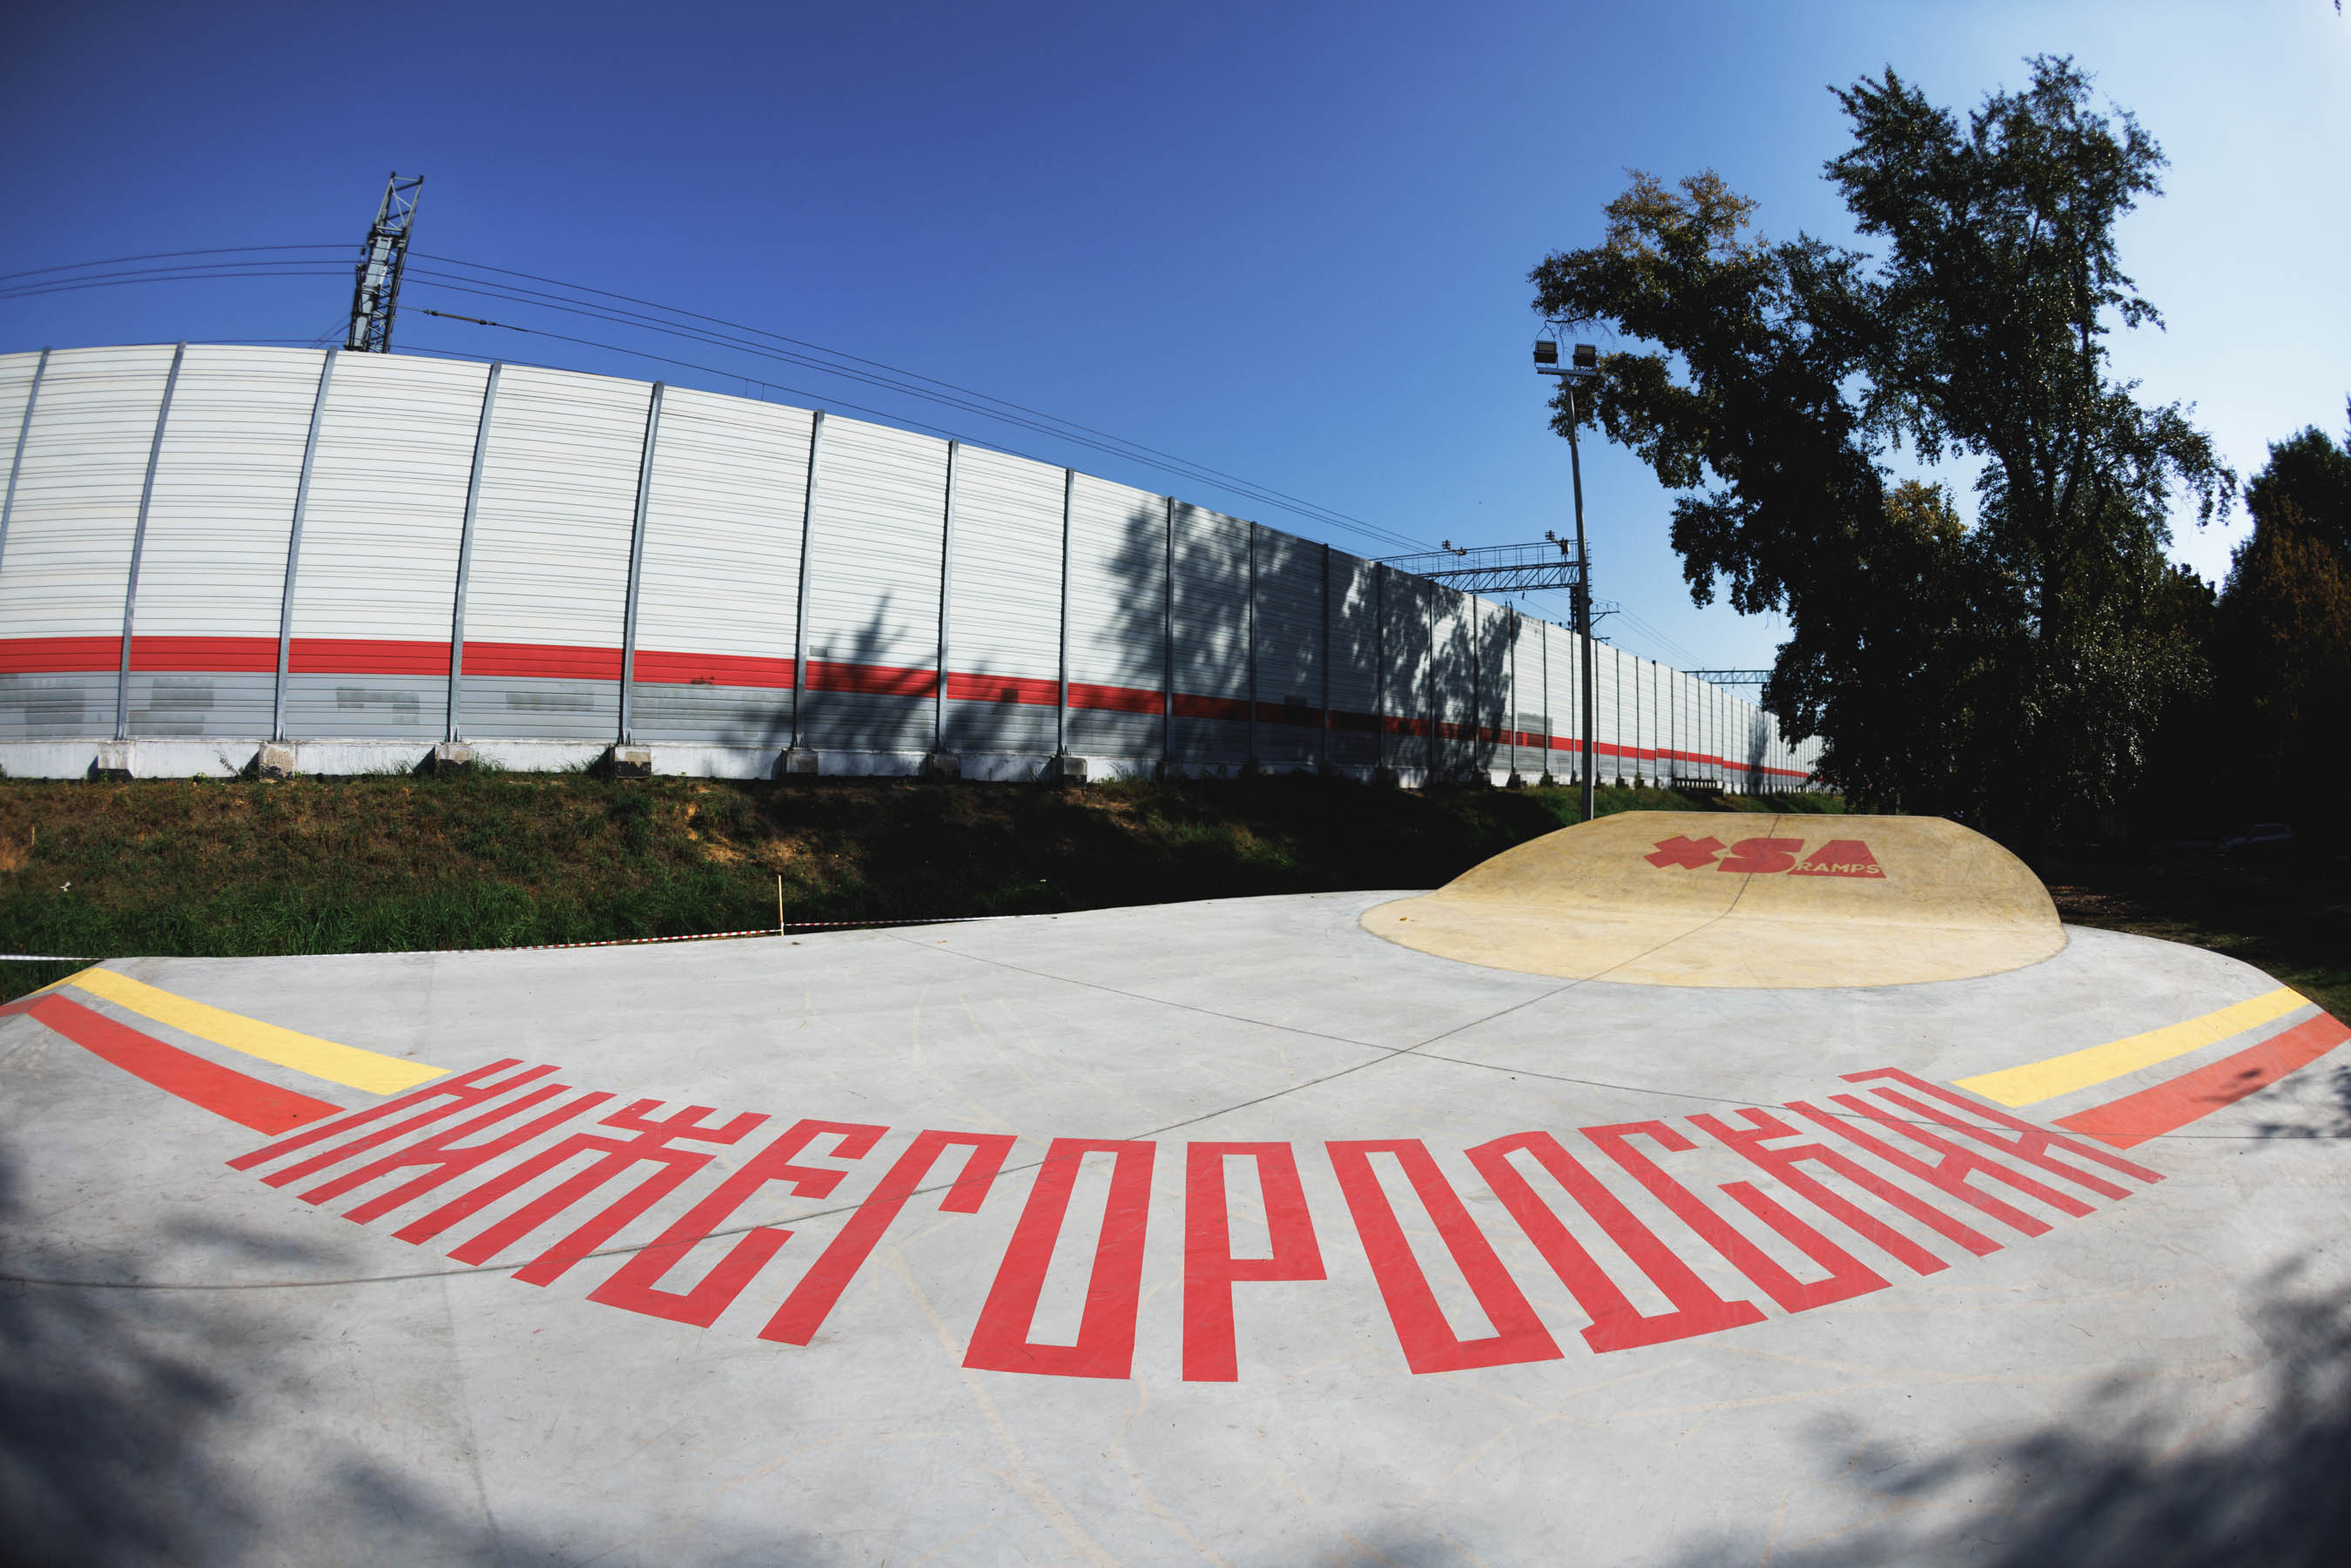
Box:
[4,0,2345,671]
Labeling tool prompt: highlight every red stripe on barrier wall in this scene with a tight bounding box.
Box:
[805,658,935,697]
[127,636,280,673]
[1068,680,1161,715]
[1173,693,1251,722]
[2055,1012,2351,1149]
[943,671,1059,707]
[1253,702,1324,729]
[632,649,798,689]
[23,995,344,1134]
[291,637,452,676]
[0,636,125,674]
[462,641,624,681]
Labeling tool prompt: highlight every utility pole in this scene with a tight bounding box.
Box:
[346,172,423,353]
[1535,334,1599,824]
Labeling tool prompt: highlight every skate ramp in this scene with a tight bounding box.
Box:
[1363,810,2064,987]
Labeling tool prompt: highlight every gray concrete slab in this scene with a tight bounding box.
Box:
[2,889,2347,1567]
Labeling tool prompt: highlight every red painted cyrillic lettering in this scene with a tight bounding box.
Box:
[759,1129,1015,1345]
[1182,1142,1326,1382]
[1326,1139,1560,1374]
[589,1118,888,1327]
[230,1060,561,1185]
[305,1086,614,1225]
[1690,1107,1998,1271]
[1841,1068,2162,1193]
[1465,1130,1762,1352]
[409,1099,769,1279]
[1584,1120,1888,1313]
[1789,1097,2068,1233]
[964,1139,1156,1380]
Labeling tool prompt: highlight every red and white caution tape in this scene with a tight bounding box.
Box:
[2,915,1014,965]
[482,915,1012,953]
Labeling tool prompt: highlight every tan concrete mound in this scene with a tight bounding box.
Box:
[1363,810,2065,987]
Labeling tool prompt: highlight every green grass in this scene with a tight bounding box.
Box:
[0,771,1837,999]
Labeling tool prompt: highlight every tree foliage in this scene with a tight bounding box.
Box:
[1531,57,2235,844]
[2208,414,2351,835]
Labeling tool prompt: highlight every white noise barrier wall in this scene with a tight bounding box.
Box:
[0,345,1822,785]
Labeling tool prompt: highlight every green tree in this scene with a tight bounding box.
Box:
[1531,57,2233,845]
[2210,415,2351,841]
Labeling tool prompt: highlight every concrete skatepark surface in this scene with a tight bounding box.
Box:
[3,812,2348,1567]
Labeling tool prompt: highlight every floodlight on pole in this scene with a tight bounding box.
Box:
[1535,331,1600,824]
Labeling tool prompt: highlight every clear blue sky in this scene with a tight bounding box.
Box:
[4,0,2344,671]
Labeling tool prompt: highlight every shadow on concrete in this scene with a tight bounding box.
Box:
[0,1134,836,1567]
[1647,1257,2351,1568]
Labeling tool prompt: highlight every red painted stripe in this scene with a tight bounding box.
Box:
[292,637,452,676]
[2056,1012,2351,1149]
[632,649,797,689]
[23,995,344,1134]
[1069,680,1161,715]
[944,670,1058,707]
[0,635,124,674]
[462,641,624,680]
[1253,702,1324,728]
[805,657,935,697]
[1173,693,1251,722]
[128,635,278,673]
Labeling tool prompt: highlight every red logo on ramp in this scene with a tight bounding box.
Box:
[1789,839,1885,879]
[1643,835,1888,878]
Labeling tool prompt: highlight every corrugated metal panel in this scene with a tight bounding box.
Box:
[1064,474,1163,760]
[459,363,650,740]
[0,346,177,741]
[1382,571,1432,775]
[801,414,947,752]
[124,345,319,737]
[1169,501,1248,767]
[1594,642,1613,777]
[627,387,812,748]
[1469,596,1508,778]
[944,444,1061,756]
[286,352,488,740]
[1253,526,1320,765]
[0,351,38,548]
[0,345,173,639]
[1631,656,1651,781]
[1426,584,1470,777]
[0,350,45,736]
[1510,609,1541,779]
[1325,551,1379,769]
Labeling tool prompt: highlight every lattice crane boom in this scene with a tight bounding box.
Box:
[345,172,423,353]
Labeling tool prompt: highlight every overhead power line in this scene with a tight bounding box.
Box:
[0,261,350,306]
[0,244,345,286]
[404,254,1438,555]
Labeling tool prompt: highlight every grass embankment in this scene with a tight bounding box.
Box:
[0,773,1839,1001]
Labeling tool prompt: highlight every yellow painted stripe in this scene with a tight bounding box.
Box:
[65,968,446,1095]
[1956,986,2310,1107]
